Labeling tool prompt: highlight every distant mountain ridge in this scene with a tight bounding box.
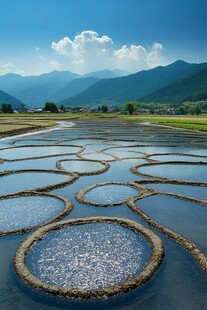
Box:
[52,77,100,103]
[0,71,81,107]
[0,61,206,109]
[0,69,127,107]
[60,60,207,107]
[141,64,207,104]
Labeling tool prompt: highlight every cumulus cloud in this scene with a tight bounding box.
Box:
[147,42,164,67]
[51,30,165,73]
[114,42,164,71]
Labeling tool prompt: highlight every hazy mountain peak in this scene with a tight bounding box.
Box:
[59,60,207,107]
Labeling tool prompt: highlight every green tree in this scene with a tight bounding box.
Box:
[60,104,66,112]
[125,102,135,115]
[177,106,186,115]
[101,105,108,113]
[44,102,58,113]
[1,103,13,113]
[194,104,202,115]
[114,104,120,112]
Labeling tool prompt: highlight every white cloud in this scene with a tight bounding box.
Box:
[51,37,77,57]
[147,42,164,67]
[51,30,165,73]
[114,42,165,71]
[49,60,61,70]
[114,44,147,60]
[0,62,24,75]
[52,30,114,71]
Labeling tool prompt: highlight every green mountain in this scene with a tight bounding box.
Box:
[0,69,126,108]
[1,62,206,109]
[10,71,81,107]
[0,90,24,109]
[60,60,205,107]
[54,77,100,103]
[141,66,207,105]
[0,71,81,107]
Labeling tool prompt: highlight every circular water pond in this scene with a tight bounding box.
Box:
[14,217,164,298]
[57,159,109,175]
[76,182,140,206]
[13,140,56,146]
[149,154,207,163]
[80,152,115,161]
[0,145,81,160]
[104,149,143,159]
[136,195,207,255]
[144,183,207,201]
[0,193,72,235]
[68,139,106,146]
[134,163,207,182]
[0,170,77,196]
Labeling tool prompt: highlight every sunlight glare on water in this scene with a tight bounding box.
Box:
[0,196,65,230]
[85,184,139,204]
[26,223,151,290]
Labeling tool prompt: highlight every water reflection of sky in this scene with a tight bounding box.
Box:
[149,154,207,162]
[137,195,207,255]
[0,146,81,160]
[0,172,69,195]
[138,164,207,182]
[144,183,207,201]
[61,160,104,173]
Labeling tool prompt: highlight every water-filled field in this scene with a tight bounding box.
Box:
[0,120,206,309]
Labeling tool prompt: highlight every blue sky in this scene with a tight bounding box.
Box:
[0,0,206,75]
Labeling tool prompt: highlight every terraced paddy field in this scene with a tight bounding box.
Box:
[0,119,206,310]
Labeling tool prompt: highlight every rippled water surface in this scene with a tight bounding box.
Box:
[0,196,65,230]
[0,172,69,195]
[26,223,151,289]
[84,184,139,204]
[60,160,104,173]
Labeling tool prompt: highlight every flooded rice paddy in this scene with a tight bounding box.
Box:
[0,119,206,309]
[26,223,151,290]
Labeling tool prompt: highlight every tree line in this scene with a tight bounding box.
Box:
[1,100,207,115]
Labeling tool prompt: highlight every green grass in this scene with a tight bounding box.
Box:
[123,115,207,131]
